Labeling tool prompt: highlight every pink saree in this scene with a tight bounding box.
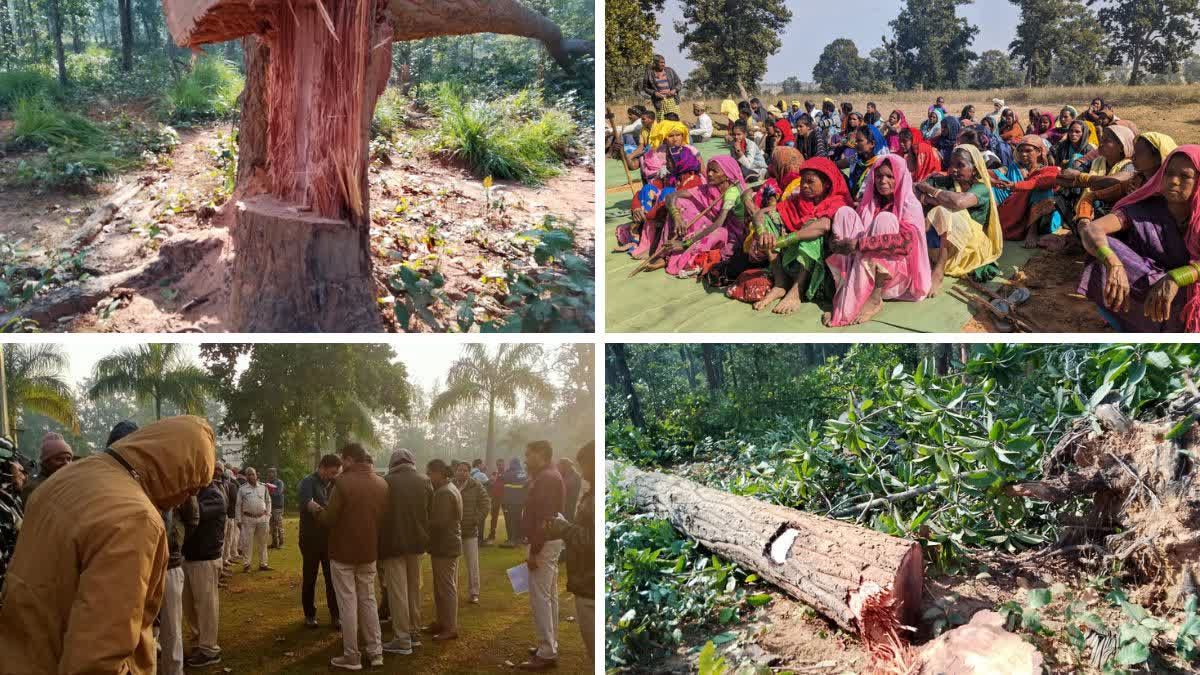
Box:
[826,153,932,325]
[664,156,748,276]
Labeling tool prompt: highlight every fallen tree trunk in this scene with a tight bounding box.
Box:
[67,180,147,251]
[608,461,924,641]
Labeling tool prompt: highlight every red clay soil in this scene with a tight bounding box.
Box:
[962,250,1110,333]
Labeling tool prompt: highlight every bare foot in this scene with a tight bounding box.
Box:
[929,258,945,297]
[645,258,666,271]
[773,286,802,314]
[613,243,636,253]
[631,250,648,260]
[1023,232,1039,249]
[752,286,786,311]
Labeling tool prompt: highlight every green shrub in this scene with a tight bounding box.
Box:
[0,70,60,110]
[66,45,113,88]
[9,97,106,151]
[161,57,244,124]
[372,87,409,141]
[432,83,577,185]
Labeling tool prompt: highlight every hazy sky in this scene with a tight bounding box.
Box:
[652,0,1020,83]
[50,341,574,394]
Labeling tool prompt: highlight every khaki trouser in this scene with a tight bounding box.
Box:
[576,596,595,661]
[182,559,222,657]
[240,515,269,568]
[431,556,458,634]
[379,555,422,646]
[461,536,480,598]
[269,509,284,548]
[529,539,565,660]
[158,567,184,675]
[331,560,382,660]
[222,518,238,564]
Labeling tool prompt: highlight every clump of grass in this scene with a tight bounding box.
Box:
[0,70,61,110]
[372,87,409,141]
[432,83,577,185]
[161,57,244,124]
[9,97,106,151]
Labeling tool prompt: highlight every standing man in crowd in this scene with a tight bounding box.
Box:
[266,467,285,549]
[379,448,431,655]
[0,416,216,673]
[558,457,581,523]
[546,442,595,662]
[501,458,528,546]
[517,441,566,671]
[180,461,227,667]
[640,54,681,120]
[221,466,240,573]
[237,467,272,572]
[161,493,195,675]
[486,458,505,543]
[453,460,490,604]
[20,432,74,503]
[426,459,462,641]
[299,454,342,629]
[314,443,388,671]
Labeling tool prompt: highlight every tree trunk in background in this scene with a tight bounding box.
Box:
[800,344,815,366]
[47,0,66,84]
[608,344,645,429]
[610,461,924,637]
[118,0,132,70]
[0,1,15,67]
[958,344,969,367]
[69,13,80,52]
[678,345,697,388]
[936,344,951,375]
[701,344,723,391]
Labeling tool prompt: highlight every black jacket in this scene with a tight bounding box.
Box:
[182,482,227,562]
[378,464,433,558]
[297,472,333,555]
[223,477,238,519]
[639,66,681,106]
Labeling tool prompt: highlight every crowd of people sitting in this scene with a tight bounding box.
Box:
[607,63,1199,331]
[0,418,595,672]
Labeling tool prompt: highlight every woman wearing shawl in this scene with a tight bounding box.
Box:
[824,154,932,326]
[750,158,850,314]
[846,124,890,198]
[622,122,706,257]
[1058,125,1138,229]
[754,147,804,210]
[1084,132,1178,203]
[775,117,796,148]
[661,156,753,277]
[1027,109,1043,133]
[882,110,910,152]
[960,105,977,127]
[920,109,944,142]
[992,135,1062,247]
[1034,112,1056,138]
[980,117,1015,167]
[1077,146,1200,332]
[936,115,963,170]
[915,145,1004,289]
[1052,120,1096,170]
[999,108,1025,145]
[898,128,942,183]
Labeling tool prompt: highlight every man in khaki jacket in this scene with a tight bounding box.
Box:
[0,416,216,674]
[426,459,462,642]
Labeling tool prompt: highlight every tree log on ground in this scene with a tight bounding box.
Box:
[160,0,589,331]
[608,461,924,645]
[1005,401,1200,607]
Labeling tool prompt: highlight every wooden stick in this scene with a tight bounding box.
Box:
[949,287,1032,333]
[627,198,720,278]
[963,277,1046,332]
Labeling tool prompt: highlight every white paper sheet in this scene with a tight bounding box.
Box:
[507,562,530,594]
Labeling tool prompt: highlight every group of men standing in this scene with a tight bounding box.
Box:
[0,421,595,673]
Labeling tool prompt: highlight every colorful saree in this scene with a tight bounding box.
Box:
[925,145,1004,277]
[995,135,1062,240]
[665,156,749,276]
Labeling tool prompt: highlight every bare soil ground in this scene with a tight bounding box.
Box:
[0,118,594,332]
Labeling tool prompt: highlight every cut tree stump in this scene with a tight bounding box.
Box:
[230,197,379,332]
[608,461,924,640]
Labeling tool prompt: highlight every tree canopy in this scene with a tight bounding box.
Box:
[1089,0,1200,85]
[674,0,792,96]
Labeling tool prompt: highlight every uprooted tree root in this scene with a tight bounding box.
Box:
[1008,398,1200,608]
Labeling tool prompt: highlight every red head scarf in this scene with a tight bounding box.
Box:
[775,118,795,145]
[776,157,851,232]
[1113,145,1200,331]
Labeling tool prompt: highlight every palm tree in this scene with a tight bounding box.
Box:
[430,344,553,465]
[3,344,79,435]
[89,344,214,420]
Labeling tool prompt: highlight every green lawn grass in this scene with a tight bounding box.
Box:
[193,517,590,673]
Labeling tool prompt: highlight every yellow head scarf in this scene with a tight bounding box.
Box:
[1138,132,1177,164]
[720,99,739,121]
[649,120,689,148]
[945,144,1003,275]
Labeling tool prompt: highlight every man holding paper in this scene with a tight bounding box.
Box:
[517,441,565,671]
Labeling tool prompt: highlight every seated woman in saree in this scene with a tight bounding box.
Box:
[729,120,768,183]
[914,145,1003,293]
[1080,98,1105,126]
[1051,120,1096,170]
[920,109,944,143]
[619,123,706,255]
[1049,106,1076,145]
[1057,125,1138,232]
[978,117,1015,167]
[935,115,962,170]
[999,108,1025,146]
[1077,145,1200,332]
[992,135,1062,248]
[845,124,890,198]
[882,109,910,152]
[749,158,851,314]
[659,156,755,278]
[753,147,804,211]
[898,128,942,183]
[1032,111,1056,139]
[960,105,977,127]
[824,154,932,327]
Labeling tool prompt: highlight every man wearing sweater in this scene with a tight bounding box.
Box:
[547,442,595,662]
[517,441,565,671]
[426,459,462,642]
[453,460,491,604]
[180,462,227,667]
[379,449,432,655]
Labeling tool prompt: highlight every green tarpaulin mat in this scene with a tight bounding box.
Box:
[604,140,1040,333]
